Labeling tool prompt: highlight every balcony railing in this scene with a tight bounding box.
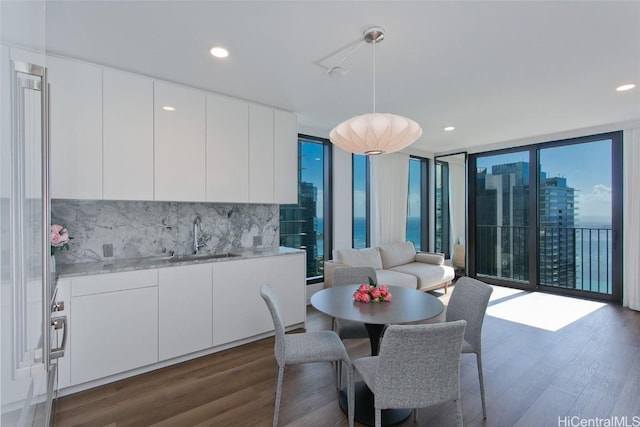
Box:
[475,225,612,294]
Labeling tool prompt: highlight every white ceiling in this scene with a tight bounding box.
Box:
[4,1,640,154]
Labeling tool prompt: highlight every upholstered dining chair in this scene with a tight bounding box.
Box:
[331,266,376,387]
[445,276,493,418]
[260,284,354,427]
[350,320,467,427]
[332,266,377,339]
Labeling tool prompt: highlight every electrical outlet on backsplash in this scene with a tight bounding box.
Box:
[51,200,279,264]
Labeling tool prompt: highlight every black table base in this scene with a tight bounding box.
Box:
[338,381,411,426]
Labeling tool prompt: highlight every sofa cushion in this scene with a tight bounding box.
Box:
[378,242,417,269]
[415,252,445,265]
[375,269,417,289]
[334,247,383,270]
[389,262,455,290]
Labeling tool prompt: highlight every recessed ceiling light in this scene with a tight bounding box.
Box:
[210,46,229,58]
[162,106,175,111]
[444,126,455,132]
[616,83,636,92]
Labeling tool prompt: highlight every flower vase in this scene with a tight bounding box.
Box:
[50,254,56,276]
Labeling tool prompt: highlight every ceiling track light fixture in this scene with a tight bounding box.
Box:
[329,26,423,155]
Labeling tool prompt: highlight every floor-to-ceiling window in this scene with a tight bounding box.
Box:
[468,132,622,302]
[472,150,531,283]
[280,135,332,282]
[353,154,369,249]
[434,159,450,255]
[537,139,620,296]
[435,153,467,260]
[406,156,428,251]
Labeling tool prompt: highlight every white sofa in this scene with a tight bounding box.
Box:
[324,241,455,293]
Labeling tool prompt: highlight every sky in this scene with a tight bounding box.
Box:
[539,140,612,223]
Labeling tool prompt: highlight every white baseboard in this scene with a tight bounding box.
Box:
[306,282,325,305]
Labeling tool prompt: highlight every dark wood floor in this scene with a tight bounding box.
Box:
[54,286,640,427]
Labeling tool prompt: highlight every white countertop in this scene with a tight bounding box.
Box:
[56,246,305,278]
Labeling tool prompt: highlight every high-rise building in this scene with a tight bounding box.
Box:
[475,161,577,286]
[539,176,577,287]
[279,181,319,277]
[475,162,529,281]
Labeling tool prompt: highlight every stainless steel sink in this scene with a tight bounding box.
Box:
[168,253,240,263]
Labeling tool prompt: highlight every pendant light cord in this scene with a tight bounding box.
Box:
[372,36,376,113]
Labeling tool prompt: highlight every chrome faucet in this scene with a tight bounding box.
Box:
[193,215,206,254]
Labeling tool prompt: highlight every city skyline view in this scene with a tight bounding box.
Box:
[474,138,615,295]
[477,139,613,226]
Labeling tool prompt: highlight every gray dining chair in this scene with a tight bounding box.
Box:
[260,284,354,427]
[350,320,467,427]
[332,266,377,339]
[445,276,493,418]
[331,266,376,388]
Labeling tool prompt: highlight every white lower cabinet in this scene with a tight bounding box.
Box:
[69,270,158,385]
[54,279,71,390]
[212,253,305,346]
[61,253,304,391]
[158,264,213,361]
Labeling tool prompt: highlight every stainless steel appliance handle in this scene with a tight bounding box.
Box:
[50,316,67,360]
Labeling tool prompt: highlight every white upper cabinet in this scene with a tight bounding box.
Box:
[274,109,298,204]
[9,49,297,203]
[248,104,275,203]
[47,55,102,199]
[154,81,206,202]
[206,93,249,202]
[103,69,154,200]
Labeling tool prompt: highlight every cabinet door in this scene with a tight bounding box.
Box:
[103,69,154,200]
[53,279,71,390]
[274,109,298,204]
[206,93,249,202]
[248,104,274,203]
[265,253,306,327]
[212,258,272,345]
[47,56,102,199]
[158,264,213,361]
[154,81,206,201]
[70,286,158,385]
[211,254,305,345]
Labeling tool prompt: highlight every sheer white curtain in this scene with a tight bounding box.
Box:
[448,160,466,252]
[623,128,640,311]
[370,153,409,247]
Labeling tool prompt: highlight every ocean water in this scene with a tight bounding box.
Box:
[352,217,421,250]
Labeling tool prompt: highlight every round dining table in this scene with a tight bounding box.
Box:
[310,284,445,426]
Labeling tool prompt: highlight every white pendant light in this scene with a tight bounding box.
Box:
[330,27,423,155]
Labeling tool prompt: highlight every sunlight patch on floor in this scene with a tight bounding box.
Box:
[488,285,524,302]
[486,291,606,332]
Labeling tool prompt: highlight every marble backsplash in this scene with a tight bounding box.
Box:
[51,200,279,264]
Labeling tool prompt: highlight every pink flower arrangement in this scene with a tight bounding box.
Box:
[353,277,392,303]
[51,224,71,255]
